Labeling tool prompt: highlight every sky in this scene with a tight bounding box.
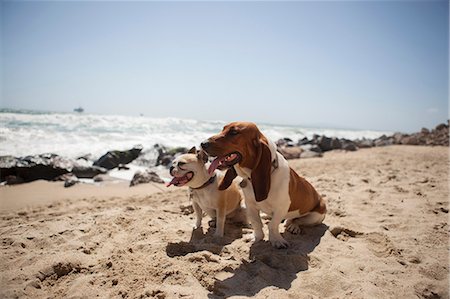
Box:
[1,0,448,133]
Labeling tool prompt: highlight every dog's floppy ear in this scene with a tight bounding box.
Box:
[218,167,237,190]
[251,140,272,202]
[197,150,209,164]
[188,146,196,154]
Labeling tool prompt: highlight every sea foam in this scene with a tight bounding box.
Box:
[0,110,391,159]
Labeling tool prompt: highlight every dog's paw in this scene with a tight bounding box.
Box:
[270,235,289,249]
[285,221,303,235]
[208,219,216,228]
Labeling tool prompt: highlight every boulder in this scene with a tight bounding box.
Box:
[130,170,164,187]
[155,145,188,167]
[341,139,358,151]
[331,138,342,150]
[278,146,302,160]
[72,165,107,178]
[421,128,430,135]
[0,154,73,183]
[276,138,294,147]
[374,135,394,147]
[317,136,333,152]
[317,136,342,152]
[355,138,374,148]
[63,175,79,188]
[435,123,447,131]
[401,135,420,145]
[300,150,323,159]
[298,137,311,146]
[299,144,322,153]
[392,133,407,144]
[94,145,143,170]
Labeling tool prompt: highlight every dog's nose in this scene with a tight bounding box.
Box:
[169,166,175,176]
[201,140,210,150]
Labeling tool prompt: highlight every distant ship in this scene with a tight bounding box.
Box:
[74,107,84,113]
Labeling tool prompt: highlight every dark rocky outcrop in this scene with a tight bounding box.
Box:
[0,154,72,183]
[155,144,187,167]
[371,122,449,147]
[93,145,143,170]
[130,169,164,187]
[276,121,448,160]
[72,165,107,178]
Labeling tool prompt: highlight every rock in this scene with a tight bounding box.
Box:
[92,174,119,182]
[300,150,323,158]
[64,175,79,188]
[392,132,407,144]
[421,128,430,134]
[0,154,73,183]
[4,175,24,185]
[130,169,164,187]
[298,137,311,146]
[435,123,447,131]
[299,144,322,153]
[157,155,174,167]
[118,164,130,170]
[72,165,107,178]
[355,138,374,148]
[93,145,143,170]
[276,138,294,147]
[331,138,342,150]
[374,135,394,147]
[401,135,420,145]
[317,136,333,152]
[76,154,94,161]
[278,146,302,160]
[155,145,187,167]
[317,136,342,152]
[341,139,358,151]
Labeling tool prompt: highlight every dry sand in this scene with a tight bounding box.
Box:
[0,145,448,298]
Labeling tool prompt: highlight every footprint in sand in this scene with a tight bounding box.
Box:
[365,232,402,258]
[330,227,402,259]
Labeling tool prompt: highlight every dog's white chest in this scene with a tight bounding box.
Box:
[191,187,217,210]
[235,154,291,216]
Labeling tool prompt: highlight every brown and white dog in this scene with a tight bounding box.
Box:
[202,122,326,248]
[167,147,244,237]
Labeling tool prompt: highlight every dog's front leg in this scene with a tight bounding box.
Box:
[246,204,264,242]
[268,215,289,248]
[268,205,289,248]
[214,208,226,237]
[192,202,203,229]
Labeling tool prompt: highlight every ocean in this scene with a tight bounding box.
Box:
[0,109,391,160]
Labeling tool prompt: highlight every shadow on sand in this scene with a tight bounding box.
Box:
[208,223,328,298]
[165,220,247,257]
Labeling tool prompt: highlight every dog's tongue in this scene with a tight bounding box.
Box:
[208,157,223,176]
[166,176,181,187]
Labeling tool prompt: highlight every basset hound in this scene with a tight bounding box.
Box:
[202,122,326,248]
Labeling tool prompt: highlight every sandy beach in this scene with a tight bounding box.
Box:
[0,145,448,299]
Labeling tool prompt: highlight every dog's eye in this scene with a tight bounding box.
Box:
[228,129,239,136]
[178,162,186,170]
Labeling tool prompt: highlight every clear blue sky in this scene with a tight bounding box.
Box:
[1,0,448,132]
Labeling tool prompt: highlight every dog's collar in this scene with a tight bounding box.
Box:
[190,175,216,190]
